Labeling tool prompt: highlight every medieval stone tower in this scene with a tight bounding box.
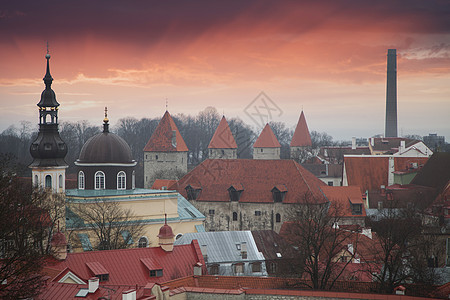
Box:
[143,111,188,188]
[290,110,312,158]
[29,52,68,193]
[208,116,237,159]
[385,49,398,138]
[253,123,281,159]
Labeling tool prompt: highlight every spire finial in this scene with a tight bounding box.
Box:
[44,43,53,86]
[165,98,168,111]
[103,107,109,133]
[164,213,167,225]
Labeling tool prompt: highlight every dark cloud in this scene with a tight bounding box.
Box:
[1,0,449,45]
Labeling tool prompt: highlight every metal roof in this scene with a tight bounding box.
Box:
[174,231,264,263]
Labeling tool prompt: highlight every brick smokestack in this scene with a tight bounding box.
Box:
[385,49,398,138]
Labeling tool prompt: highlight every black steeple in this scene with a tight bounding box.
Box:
[29,52,68,168]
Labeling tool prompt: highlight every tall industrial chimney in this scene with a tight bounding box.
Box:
[385,49,398,137]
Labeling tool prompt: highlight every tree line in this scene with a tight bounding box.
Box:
[0,106,343,187]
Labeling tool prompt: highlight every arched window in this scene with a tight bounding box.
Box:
[95,171,105,190]
[138,236,148,248]
[117,171,126,190]
[232,212,238,221]
[59,174,63,188]
[132,171,135,189]
[45,175,52,188]
[276,213,281,223]
[78,171,85,190]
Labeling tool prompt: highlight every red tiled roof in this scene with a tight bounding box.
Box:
[253,123,281,148]
[208,116,237,149]
[344,156,429,192]
[320,186,366,217]
[175,159,326,203]
[143,111,188,152]
[140,258,162,270]
[151,179,177,190]
[290,111,312,147]
[45,240,206,286]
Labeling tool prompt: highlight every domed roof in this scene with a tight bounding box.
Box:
[158,224,174,238]
[77,117,135,165]
[78,131,134,164]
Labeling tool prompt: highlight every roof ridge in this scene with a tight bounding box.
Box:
[253,123,281,148]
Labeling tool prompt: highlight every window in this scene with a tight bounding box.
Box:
[228,185,244,201]
[96,274,109,282]
[45,175,52,188]
[185,185,202,200]
[78,171,85,190]
[221,149,225,155]
[255,211,261,216]
[155,155,158,160]
[328,181,333,186]
[34,175,38,186]
[351,204,362,215]
[268,262,277,273]
[59,174,63,188]
[209,264,219,275]
[209,209,215,215]
[232,212,238,221]
[95,171,105,190]
[261,148,263,152]
[233,263,244,274]
[271,186,287,203]
[132,171,135,189]
[138,236,148,248]
[252,262,262,273]
[340,256,348,263]
[275,213,281,223]
[149,269,163,277]
[117,171,126,190]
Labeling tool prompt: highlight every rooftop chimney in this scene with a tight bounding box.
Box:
[122,289,136,300]
[88,277,99,293]
[385,49,398,138]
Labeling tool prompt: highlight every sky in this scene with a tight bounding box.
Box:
[0,0,449,141]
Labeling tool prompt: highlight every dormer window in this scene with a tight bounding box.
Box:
[349,197,363,215]
[228,184,244,202]
[141,258,163,277]
[86,262,109,282]
[185,185,202,200]
[271,185,287,203]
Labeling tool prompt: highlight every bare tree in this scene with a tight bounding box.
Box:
[68,199,145,251]
[366,204,439,293]
[0,154,57,299]
[282,193,358,290]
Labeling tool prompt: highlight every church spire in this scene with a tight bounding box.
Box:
[103,107,109,133]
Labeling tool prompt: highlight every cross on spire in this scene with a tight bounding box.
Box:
[165,98,168,111]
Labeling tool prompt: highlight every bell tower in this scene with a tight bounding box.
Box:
[29,51,68,193]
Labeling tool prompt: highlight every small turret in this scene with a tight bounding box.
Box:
[158,214,174,252]
[51,229,67,260]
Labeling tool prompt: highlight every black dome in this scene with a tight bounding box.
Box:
[77,131,134,164]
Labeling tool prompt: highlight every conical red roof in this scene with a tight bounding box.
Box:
[208,116,237,149]
[143,111,188,152]
[290,111,312,147]
[254,123,281,148]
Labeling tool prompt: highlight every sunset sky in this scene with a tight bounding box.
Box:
[1,0,449,141]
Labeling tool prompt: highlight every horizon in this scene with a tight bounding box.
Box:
[1,1,449,141]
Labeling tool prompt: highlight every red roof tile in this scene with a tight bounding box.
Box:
[143,111,188,152]
[254,123,281,148]
[320,186,366,217]
[344,156,429,192]
[45,240,206,286]
[290,111,312,147]
[151,179,177,190]
[208,116,237,149]
[175,159,326,203]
